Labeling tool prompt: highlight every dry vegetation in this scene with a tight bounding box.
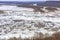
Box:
[0,10,5,14]
[45,7,58,12]
[17,5,45,13]
[33,8,45,13]
[8,32,60,40]
[17,5,58,13]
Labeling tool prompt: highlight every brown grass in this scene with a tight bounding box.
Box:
[45,7,58,12]
[8,32,60,40]
[0,10,5,14]
[33,8,45,13]
[8,37,17,40]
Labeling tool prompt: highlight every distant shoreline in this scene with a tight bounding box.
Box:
[0,1,60,8]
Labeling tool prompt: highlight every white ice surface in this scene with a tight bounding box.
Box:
[0,5,60,40]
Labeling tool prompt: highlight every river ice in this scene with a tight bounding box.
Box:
[0,5,60,40]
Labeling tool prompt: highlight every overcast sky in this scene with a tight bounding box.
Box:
[0,0,47,1]
[0,0,60,1]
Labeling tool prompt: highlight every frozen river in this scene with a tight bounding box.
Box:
[0,5,60,40]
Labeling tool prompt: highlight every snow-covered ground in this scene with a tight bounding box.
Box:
[0,5,60,40]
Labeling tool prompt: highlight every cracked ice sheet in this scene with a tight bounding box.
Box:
[0,14,59,39]
[0,5,34,11]
[0,5,60,40]
[0,27,55,39]
[0,29,35,39]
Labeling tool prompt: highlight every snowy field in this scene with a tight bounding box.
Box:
[0,5,60,40]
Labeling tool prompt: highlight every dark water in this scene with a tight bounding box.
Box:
[0,1,60,7]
